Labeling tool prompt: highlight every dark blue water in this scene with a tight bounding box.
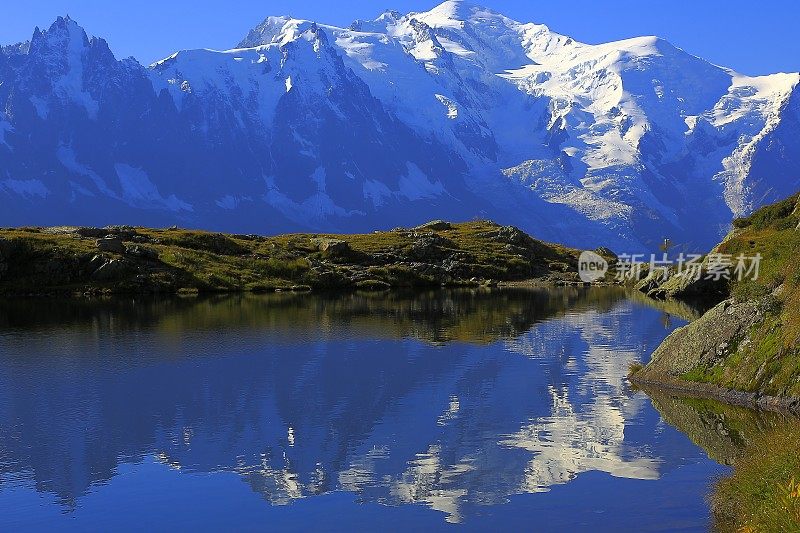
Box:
[0,288,731,531]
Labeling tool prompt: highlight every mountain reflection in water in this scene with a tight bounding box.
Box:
[0,288,728,529]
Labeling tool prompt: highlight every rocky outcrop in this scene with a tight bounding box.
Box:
[91,258,134,281]
[635,298,764,380]
[96,236,126,254]
[124,245,159,260]
[632,290,800,413]
[643,271,728,301]
[311,238,351,259]
[0,220,588,295]
[414,220,452,232]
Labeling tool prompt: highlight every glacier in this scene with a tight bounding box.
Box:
[0,1,798,252]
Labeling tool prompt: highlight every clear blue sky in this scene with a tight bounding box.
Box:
[1,0,797,75]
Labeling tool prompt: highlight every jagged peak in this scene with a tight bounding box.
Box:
[238,16,338,50]
[30,16,90,54]
[238,15,293,48]
[377,9,403,22]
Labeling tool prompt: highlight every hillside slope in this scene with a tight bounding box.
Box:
[0,220,591,295]
[633,192,800,405]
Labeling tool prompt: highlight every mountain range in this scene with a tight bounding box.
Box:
[1,1,798,251]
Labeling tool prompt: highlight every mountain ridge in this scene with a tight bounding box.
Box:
[1,3,798,252]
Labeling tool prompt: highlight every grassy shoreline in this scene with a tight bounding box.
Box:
[630,191,800,531]
[0,220,607,297]
[713,423,800,531]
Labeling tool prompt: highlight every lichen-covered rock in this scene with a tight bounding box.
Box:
[480,225,529,246]
[636,298,764,381]
[646,271,727,301]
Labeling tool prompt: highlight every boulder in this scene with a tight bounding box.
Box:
[125,245,159,260]
[408,232,453,262]
[76,227,109,239]
[497,226,528,246]
[635,269,670,293]
[594,246,617,259]
[485,225,528,246]
[647,270,727,301]
[91,258,133,281]
[98,226,138,241]
[355,279,392,291]
[635,298,763,381]
[414,220,452,232]
[96,236,126,254]
[312,238,351,257]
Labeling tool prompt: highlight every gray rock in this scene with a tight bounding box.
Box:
[636,298,763,381]
[96,236,126,254]
[91,259,132,281]
[646,270,727,301]
[408,232,453,262]
[414,220,452,232]
[485,225,528,246]
[76,227,109,239]
[311,238,350,257]
[87,254,106,271]
[635,269,670,293]
[594,247,617,259]
[103,226,137,240]
[125,245,159,260]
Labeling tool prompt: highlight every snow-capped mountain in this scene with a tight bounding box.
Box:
[1,2,798,251]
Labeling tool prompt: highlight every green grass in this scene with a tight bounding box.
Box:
[0,221,587,295]
[713,424,800,532]
[732,192,800,230]
[674,192,800,397]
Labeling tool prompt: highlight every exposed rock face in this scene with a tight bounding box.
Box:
[96,236,125,254]
[414,220,452,232]
[636,268,728,302]
[311,238,351,258]
[636,299,764,381]
[634,269,670,294]
[125,245,159,260]
[408,232,453,262]
[91,258,133,281]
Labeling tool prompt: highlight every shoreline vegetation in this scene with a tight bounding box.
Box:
[629,192,800,531]
[0,220,614,297]
[630,193,800,409]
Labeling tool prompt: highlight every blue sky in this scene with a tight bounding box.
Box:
[1,0,797,75]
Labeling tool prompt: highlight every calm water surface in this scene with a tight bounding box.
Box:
[0,288,775,531]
